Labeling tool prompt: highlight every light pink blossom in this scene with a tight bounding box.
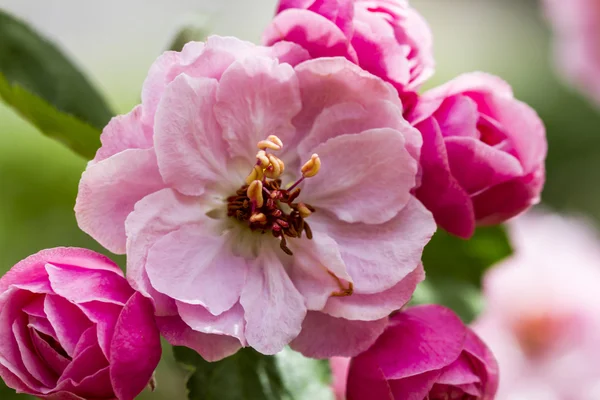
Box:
[346,305,498,400]
[473,211,600,399]
[0,248,161,400]
[407,72,547,238]
[543,0,600,105]
[263,0,434,107]
[75,36,435,359]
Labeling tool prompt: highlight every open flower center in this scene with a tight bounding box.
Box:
[226,135,321,256]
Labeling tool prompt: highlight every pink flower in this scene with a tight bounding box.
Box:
[0,248,161,400]
[346,305,498,400]
[473,212,600,399]
[330,357,351,400]
[263,0,434,106]
[75,36,435,360]
[407,72,547,238]
[543,0,600,105]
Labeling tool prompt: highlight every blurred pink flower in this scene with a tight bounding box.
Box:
[263,0,434,106]
[543,0,600,105]
[407,72,547,238]
[75,36,435,359]
[474,211,600,399]
[330,357,350,400]
[346,305,498,400]
[0,248,161,400]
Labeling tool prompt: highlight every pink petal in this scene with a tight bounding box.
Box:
[322,263,424,321]
[45,264,133,306]
[263,10,356,62]
[28,316,57,341]
[146,224,248,316]
[330,357,351,400]
[0,363,33,395]
[414,118,475,238]
[437,354,481,387]
[154,75,227,196]
[297,100,421,166]
[301,128,417,224]
[294,58,401,138]
[75,148,165,254]
[388,370,441,400]
[54,367,114,399]
[13,316,56,388]
[110,292,161,400]
[290,311,388,358]
[261,41,311,67]
[78,301,122,360]
[30,329,70,376]
[433,95,480,138]
[157,315,242,362]
[288,234,351,311]
[240,248,306,354]
[58,328,108,386]
[310,197,434,294]
[176,302,246,344]
[93,105,153,164]
[445,136,524,195]
[141,50,182,126]
[463,329,499,398]
[125,188,205,316]
[367,305,466,380]
[214,56,301,163]
[44,295,92,357]
[346,355,394,400]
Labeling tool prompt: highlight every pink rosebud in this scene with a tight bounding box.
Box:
[75,36,436,360]
[543,0,600,105]
[0,248,161,400]
[346,305,499,400]
[408,72,547,238]
[474,212,600,399]
[263,0,434,105]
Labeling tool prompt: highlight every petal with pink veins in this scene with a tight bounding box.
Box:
[75,148,165,254]
[290,311,388,358]
[214,56,301,163]
[301,129,417,225]
[146,224,248,316]
[240,247,306,354]
[154,75,227,196]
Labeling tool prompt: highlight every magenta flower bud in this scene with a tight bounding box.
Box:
[263,0,435,105]
[0,248,161,400]
[408,72,547,238]
[346,305,499,400]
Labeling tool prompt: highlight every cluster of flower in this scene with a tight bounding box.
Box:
[0,0,547,399]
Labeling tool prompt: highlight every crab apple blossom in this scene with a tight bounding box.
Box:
[543,0,600,105]
[263,0,434,107]
[0,248,161,400]
[407,72,547,238]
[473,212,600,399]
[346,305,499,400]
[75,36,435,359]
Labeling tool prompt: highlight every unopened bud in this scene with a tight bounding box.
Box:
[245,165,264,185]
[301,154,321,178]
[247,180,264,208]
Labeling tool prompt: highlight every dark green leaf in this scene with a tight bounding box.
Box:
[167,17,212,52]
[0,73,101,159]
[173,346,334,400]
[0,10,113,129]
[413,225,512,322]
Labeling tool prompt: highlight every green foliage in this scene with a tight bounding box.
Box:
[412,226,513,322]
[173,347,334,400]
[0,10,113,158]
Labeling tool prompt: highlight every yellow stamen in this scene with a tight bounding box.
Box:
[297,203,312,218]
[249,213,267,223]
[245,165,264,185]
[301,154,321,178]
[257,135,284,151]
[247,180,264,208]
[265,154,285,179]
[256,150,270,168]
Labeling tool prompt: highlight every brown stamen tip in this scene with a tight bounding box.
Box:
[327,271,354,297]
[279,235,293,256]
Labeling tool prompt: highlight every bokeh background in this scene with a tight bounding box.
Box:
[1,0,599,398]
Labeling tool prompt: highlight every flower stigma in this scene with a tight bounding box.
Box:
[226,135,320,256]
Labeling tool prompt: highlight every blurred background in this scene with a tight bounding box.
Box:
[0,0,598,398]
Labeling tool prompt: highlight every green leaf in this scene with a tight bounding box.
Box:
[0,10,114,158]
[167,15,212,52]
[0,73,102,159]
[0,10,113,129]
[173,346,334,400]
[413,225,513,322]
